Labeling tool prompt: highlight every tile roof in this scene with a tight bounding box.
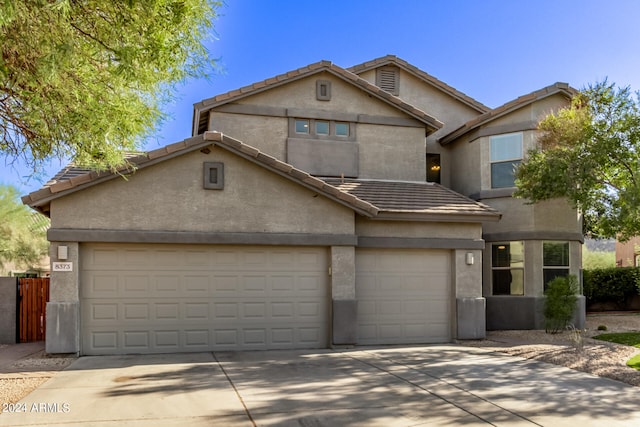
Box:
[22,132,379,218]
[22,131,498,223]
[439,82,577,145]
[347,55,490,114]
[322,178,501,221]
[192,60,443,135]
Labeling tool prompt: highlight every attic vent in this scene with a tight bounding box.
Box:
[376,66,399,96]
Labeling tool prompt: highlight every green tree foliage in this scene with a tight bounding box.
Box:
[515,81,640,240]
[544,275,578,334]
[0,184,49,271]
[0,0,220,171]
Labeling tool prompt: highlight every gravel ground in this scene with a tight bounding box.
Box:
[0,347,76,412]
[2,313,640,411]
[464,313,640,387]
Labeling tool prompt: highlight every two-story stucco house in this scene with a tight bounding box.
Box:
[23,56,584,355]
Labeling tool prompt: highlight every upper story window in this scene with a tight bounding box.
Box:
[293,118,351,139]
[426,153,441,184]
[490,132,522,188]
[492,241,524,295]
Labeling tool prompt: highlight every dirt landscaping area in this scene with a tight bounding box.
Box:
[465,312,640,386]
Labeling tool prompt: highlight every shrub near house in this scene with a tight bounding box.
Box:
[583,267,640,311]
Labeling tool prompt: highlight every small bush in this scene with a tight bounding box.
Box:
[597,325,608,331]
[583,267,640,307]
[544,275,578,334]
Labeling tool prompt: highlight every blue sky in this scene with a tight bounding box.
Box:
[4,0,640,194]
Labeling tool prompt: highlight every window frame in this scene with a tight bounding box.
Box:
[491,241,525,296]
[543,241,570,290]
[289,118,354,141]
[490,132,523,189]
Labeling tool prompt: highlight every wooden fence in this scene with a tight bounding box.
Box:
[18,278,50,343]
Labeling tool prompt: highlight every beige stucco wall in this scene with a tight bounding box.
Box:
[448,133,481,196]
[207,72,428,181]
[356,68,481,132]
[239,72,410,117]
[210,113,288,160]
[50,146,355,235]
[357,125,426,180]
[481,197,580,236]
[357,67,485,188]
[356,219,482,240]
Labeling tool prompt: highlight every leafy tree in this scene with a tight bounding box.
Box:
[0,184,49,272]
[0,0,220,171]
[515,81,640,240]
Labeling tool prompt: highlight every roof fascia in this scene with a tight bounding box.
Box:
[372,211,502,223]
[439,85,576,145]
[348,55,490,114]
[204,132,378,217]
[23,132,380,219]
[192,61,443,136]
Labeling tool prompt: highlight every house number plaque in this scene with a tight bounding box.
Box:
[52,262,73,272]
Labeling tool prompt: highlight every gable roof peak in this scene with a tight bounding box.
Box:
[192,59,443,136]
[438,81,577,145]
[348,55,490,114]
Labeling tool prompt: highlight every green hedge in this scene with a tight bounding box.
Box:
[583,267,640,306]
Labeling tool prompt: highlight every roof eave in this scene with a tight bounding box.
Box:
[371,211,502,222]
[348,55,490,114]
[192,61,443,136]
[438,84,576,145]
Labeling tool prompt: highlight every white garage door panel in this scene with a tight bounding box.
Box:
[81,244,328,355]
[356,248,451,345]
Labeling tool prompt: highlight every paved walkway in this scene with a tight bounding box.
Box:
[1,345,639,426]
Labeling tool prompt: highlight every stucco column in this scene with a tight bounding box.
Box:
[454,249,486,339]
[46,241,80,354]
[330,246,357,345]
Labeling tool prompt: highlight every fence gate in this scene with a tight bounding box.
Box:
[18,278,50,342]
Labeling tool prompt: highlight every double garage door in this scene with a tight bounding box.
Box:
[80,244,329,355]
[80,244,452,355]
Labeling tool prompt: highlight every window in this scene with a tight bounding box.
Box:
[315,121,329,135]
[426,154,441,183]
[492,242,524,295]
[295,119,310,134]
[543,241,570,289]
[291,118,351,139]
[203,162,224,190]
[376,66,399,95]
[335,122,349,137]
[490,133,522,188]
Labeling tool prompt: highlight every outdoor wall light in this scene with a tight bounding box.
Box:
[466,252,474,265]
[58,245,68,260]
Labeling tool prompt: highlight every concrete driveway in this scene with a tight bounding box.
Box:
[1,345,639,426]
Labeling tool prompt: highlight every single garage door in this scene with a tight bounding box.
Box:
[80,243,329,355]
[356,248,451,345]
